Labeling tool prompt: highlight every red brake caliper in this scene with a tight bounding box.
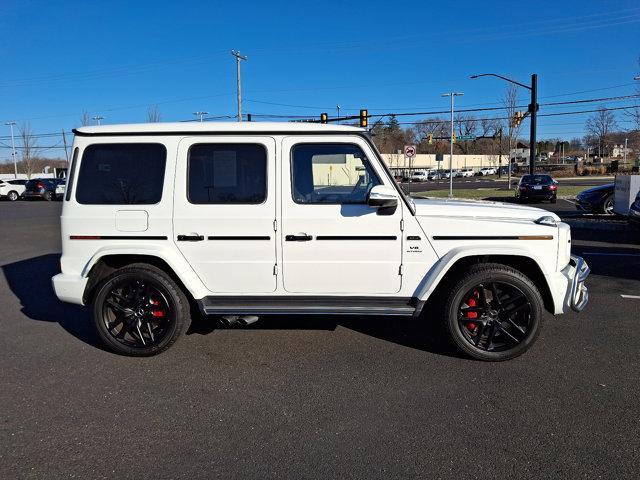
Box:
[465,291,480,331]
[149,298,165,318]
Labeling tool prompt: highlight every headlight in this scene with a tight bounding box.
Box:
[534,216,557,226]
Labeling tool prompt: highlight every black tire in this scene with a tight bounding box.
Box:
[43,191,53,201]
[91,264,191,356]
[602,195,614,214]
[7,190,19,201]
[443,263,543,361]
[550,196,557,204]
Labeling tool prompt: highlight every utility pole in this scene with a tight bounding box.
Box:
[529,74,537,175]
[62,129,69,163]
[442,92,463,197]
[231,50,247,122]
[4,121,18,179]
[624,138,628,165]
[92,115,104,125]
[193,111,209,122]
[498,127,503,179]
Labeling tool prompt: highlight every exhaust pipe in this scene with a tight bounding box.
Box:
[220,315,260,327]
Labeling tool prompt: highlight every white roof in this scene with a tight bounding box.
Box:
[75,121,365,135]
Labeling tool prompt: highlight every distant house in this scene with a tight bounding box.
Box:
[611,144,633,158]
[510,142,529,162]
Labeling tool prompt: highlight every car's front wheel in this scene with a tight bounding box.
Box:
[602,195,614,214]
[443,263,543,361]
[92,264,191,356]
[7,191,19,201]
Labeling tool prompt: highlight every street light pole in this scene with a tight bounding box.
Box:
[231,50,247,122]
[92,115,104,125]
[442,92,463,198]
[4,121,18,179]
[336,105,341,123]
[470,73,538,175]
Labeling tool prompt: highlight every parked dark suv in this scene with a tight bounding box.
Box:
[22,178,64,201]
[515,174,557,203]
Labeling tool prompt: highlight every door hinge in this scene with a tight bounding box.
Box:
[273,219,278,231]
[399,264,403,275]
[400,219,404,231]
[273,263,278,275]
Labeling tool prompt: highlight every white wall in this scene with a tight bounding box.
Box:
[381,153,504,170]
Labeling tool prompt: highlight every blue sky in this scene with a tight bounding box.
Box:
[1,0,639,158]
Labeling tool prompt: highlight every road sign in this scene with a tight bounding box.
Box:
[404,145,417,157]
[457,135,476,141]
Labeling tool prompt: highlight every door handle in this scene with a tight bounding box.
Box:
[285,234,313,242]
[177,234,204,242]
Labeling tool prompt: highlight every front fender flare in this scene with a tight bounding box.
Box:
[412,245,550,303]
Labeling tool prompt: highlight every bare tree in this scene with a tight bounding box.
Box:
[147,105,161,123]
[454,114,477,154]
[585,106,618,156]
[19,123,40,179]
[625,56,640,131]
[80,110,91,127]
[503,84,524,159]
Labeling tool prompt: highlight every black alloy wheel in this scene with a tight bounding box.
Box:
[92,264,190,356]
[444,264,543,361]
[457,282,531,353]
[602,195,614,215]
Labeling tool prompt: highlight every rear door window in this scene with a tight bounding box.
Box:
[75,143,167,204]
[187,143,267,204]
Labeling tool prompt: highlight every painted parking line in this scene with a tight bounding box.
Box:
[620,294,640,300]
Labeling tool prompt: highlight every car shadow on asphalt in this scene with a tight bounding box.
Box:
[2,254,465,359]
[1,253,102,349]
[189,311,464,359]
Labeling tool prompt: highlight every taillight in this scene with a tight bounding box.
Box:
[519,186,527,191]
[549,184,557,190]
[36,182,45,190]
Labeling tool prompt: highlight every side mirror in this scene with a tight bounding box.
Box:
[367,185,398,208]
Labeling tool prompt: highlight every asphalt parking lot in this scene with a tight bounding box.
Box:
[1,201,639,479]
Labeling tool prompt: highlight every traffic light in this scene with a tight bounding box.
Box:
[359,109,368,128]
[512,111,526,128]
[427,134,433,145]
[320,113,328,124]
[451,132,456,143]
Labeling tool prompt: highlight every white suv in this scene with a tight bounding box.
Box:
[52,122,589,360]
[0,179,27,201]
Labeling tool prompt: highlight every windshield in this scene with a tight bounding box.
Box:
[521,175,552,185]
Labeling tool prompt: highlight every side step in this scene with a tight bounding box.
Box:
[199,296,418,316]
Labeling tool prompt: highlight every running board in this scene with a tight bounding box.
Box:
[199,296,418,316]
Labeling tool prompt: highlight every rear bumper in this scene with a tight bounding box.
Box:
[52,273,88,306]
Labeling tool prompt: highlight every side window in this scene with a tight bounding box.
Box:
[188,143,267,204]
[291,143,380,204]
[65,147,78,201]
[76,143,166,204]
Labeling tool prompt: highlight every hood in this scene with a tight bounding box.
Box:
[411,197,559,222]
[576,183,614,198]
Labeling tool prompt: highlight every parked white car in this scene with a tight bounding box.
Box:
[55,180,66,198]
[52,122,589,361]
[458,168,475,178]
[0,179,27,201]
[410,170,429,182]
[479,167,497,176]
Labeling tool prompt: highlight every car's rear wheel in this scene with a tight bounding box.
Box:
[443,263,543,361]
[43,191,53,201]
[92,264,191,356]
[7,191,19,201]
[602,195,614,214]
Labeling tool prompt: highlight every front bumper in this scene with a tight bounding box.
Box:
[564,255,590,312]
